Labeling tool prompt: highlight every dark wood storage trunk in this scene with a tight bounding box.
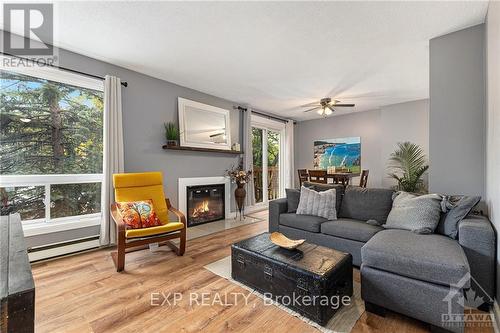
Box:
[231,233,352,325]
[0,214,35,333]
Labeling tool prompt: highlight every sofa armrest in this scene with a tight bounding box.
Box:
[269,198,288,232]
[458,215,496,303]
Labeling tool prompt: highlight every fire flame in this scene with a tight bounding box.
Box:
[192,200,209,217]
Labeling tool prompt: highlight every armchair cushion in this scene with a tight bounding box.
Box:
[116,200,162,229]
[125,221,184,238]
[113,172,169,224]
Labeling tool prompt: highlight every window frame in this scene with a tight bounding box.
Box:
[1,57,105,234]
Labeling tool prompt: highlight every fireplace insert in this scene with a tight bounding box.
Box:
[186,184,225,227]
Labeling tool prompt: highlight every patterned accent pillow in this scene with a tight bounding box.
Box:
[116,200,162,229]
[296,186,337,220]
[384,192,444,234]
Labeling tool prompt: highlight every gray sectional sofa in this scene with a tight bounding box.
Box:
[269,182,496,333]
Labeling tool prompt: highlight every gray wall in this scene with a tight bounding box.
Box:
[59,47,242,209]
[429,24,486,197]
[3,31,243,247]
[294,99,429,189]
[485,2,500,302]
[380,100,430,188]
[295,110,383,187]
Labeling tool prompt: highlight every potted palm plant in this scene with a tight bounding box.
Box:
[387,142,429,193]
[164,122,179,146]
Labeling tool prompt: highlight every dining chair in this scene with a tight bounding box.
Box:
[332,174,350,186]
[308,170,328,184]
[297,169,309,187]
[359,169,369,188]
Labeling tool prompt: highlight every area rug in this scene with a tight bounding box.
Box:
[204,256,364,333]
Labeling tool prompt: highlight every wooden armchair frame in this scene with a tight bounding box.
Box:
[110,198,186,272]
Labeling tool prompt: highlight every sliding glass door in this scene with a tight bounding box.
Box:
[251,116,285,205]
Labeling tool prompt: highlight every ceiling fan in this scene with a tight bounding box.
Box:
[302,98,355,117]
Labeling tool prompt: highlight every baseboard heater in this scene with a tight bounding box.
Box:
[28,235,101,262]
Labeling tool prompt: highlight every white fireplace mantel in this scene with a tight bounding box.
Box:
[178,176,231,220]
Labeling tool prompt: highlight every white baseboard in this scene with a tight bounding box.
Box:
[28,238,100,262]
[491,300,500,333]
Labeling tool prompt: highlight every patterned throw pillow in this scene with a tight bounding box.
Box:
[384,192,444,234]
[116,200,162,229]
[296,186,337,220]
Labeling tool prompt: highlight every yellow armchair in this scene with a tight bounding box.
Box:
[110,172,186,272]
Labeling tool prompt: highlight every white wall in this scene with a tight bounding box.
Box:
[380,100,429,188]
[294,99,429,188]
[486,1,500,301]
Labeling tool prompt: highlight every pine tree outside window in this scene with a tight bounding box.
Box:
[0,60,104,233]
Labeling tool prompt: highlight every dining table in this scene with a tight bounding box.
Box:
[324,171,360,185]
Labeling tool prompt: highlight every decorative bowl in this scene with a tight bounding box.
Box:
[269,232,305,250]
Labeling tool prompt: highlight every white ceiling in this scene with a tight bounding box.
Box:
[3,1,489,120]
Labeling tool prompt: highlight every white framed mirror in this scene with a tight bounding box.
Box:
[178,97,231,150]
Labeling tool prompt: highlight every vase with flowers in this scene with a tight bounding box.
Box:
[226,165,252,220]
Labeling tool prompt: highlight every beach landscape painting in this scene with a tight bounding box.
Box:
[313,137,361,172]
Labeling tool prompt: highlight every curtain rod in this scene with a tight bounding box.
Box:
[235,106,294,124]
[1,51,128,87]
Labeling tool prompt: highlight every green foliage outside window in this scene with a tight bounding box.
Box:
[0,70,104,219]
[252,128,280,167]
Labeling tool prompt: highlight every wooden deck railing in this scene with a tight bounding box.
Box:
[252,166,279,202]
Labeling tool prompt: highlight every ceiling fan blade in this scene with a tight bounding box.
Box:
[332,104,355,107]
[304,107,321,113]
[300,102,321,107]
[327,106,336,113]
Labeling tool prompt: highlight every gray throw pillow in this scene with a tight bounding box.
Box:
[437,195,481,239]
[303,181,344,212]
[285,188,300,213]
[384,192,444,233]
[296,186,337,220]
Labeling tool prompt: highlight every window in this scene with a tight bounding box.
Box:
[0,62,104,231]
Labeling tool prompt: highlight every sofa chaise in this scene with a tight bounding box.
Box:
[269,182,495,333]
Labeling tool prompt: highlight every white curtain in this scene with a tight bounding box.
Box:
[243,109,256,207]
[100,75,124,246]
[284,120,295,189]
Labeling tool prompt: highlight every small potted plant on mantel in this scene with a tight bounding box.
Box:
[164,122,179,147]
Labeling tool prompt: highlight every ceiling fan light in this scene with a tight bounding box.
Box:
[324,108,333,115]
[317,108,324,115]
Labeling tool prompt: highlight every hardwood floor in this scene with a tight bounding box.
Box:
[32,211,494,333]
